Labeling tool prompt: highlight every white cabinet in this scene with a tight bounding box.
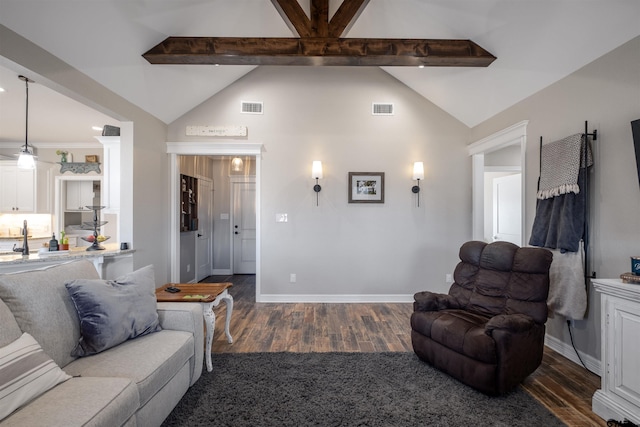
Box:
[66,181,95,211]
[0,163,35,213]
[592,278,640,425]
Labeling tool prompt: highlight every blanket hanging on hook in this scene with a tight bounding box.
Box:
[537,133,593,200]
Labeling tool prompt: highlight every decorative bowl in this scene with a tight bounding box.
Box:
[81,235,110,244]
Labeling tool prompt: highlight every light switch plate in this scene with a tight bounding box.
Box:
[276,213,288,223]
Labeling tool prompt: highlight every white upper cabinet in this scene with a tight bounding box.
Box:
[65,180,95,211]
[0,162,36,213]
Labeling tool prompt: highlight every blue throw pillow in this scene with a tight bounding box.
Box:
[65,264,161,357]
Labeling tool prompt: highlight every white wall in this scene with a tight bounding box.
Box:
[169,66,473,299]
[470,36,640,361]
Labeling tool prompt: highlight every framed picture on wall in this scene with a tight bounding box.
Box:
[348,172,385,203]
[85,155,99,163]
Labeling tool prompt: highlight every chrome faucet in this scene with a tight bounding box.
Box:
[12,220,29,255]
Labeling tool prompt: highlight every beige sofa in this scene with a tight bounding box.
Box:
[0,260,203,427]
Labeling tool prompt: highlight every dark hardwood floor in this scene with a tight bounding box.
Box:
[202,274,606,427]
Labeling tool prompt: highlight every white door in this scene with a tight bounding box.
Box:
[232,181,256,274]
[196,178,213,281]
[492,173,522,245]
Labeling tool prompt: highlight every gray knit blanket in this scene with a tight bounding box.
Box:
[537,133,593,200]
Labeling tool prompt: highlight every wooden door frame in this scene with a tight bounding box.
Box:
[167,142,263,298]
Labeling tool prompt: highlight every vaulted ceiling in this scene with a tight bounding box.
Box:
[0,0,639,144]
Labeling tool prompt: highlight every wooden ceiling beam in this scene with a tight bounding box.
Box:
[311,0,329,37]
[143,0,496,67]
[142,37,496,67]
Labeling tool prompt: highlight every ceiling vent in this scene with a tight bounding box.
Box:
[372,103,394,115]
[241,101,264,114]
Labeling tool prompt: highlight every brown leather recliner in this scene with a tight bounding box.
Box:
[411,241,553,395]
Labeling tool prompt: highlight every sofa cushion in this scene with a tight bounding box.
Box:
[0,298,21,348]
[0,376,138,427]
[0,333,71,422]
[0,260,100,368]
[65,264,161,357]
[64,329,194,407]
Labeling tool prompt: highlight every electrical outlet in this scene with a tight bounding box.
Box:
[290,273,296,283]
[445,274,453,283]
[187,264,190,273]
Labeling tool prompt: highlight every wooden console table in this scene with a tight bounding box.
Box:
[156,283,234,372]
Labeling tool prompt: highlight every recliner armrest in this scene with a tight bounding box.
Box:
[484,313,536,336]
[413,291,457,312]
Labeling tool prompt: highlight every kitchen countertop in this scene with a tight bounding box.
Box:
[0,243,135,265]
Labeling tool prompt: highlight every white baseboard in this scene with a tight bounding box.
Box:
[544,333,601,376]
[257,294,414,303]
[211,269,232,275]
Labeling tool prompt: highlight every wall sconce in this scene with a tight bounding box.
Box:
[231,157,244,172]
[412,162,424,207]
[312,161,323,206]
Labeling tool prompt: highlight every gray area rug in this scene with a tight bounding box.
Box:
[162,352,564,427]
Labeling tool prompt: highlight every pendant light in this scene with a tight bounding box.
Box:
[17,75,36,169]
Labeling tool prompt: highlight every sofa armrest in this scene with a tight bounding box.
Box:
[413,291,457,312]
[156,302,204,386]
[484,313,536,336]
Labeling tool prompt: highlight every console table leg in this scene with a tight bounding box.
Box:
[202,302,216,372]
[221,292,234,343]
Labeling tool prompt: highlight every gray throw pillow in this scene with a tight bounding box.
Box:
[65,264,161,357]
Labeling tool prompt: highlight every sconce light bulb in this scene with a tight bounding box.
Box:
[312,161,323,180]
[412,162,425,181]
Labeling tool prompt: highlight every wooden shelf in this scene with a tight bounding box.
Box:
[180,174,198,232]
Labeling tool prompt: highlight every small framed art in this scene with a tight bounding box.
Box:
[85,155,99,163]
[348,172,385,203]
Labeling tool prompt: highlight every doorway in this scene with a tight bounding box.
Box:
[167,142,263,299]
[469,121,527,245]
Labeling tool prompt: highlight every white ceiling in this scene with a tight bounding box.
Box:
[0,0,639,144]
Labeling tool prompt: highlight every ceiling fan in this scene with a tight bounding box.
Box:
[143,0,496,67]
